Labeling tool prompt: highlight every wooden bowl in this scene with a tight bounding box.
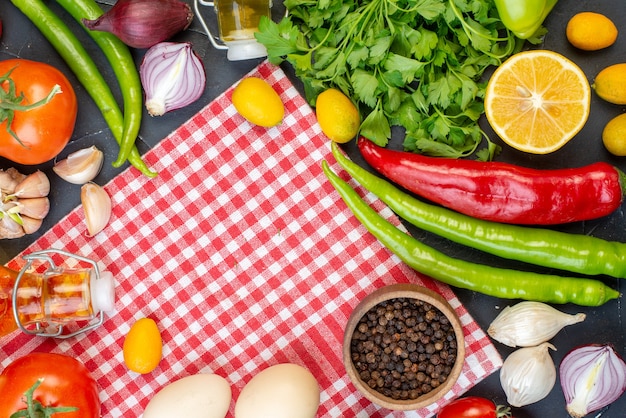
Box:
[343,283,465,411]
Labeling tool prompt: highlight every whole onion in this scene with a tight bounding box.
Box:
[82,0,193,49]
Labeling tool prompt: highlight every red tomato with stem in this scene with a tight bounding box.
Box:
[438,397,512,418]
[0,352,100,417]
[0,58,77,165]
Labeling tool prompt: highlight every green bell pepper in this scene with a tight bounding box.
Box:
[495,0,558,39]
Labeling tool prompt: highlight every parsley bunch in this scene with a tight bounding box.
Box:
[256,0,528,160]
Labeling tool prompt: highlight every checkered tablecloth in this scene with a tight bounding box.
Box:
[1,61,502,417]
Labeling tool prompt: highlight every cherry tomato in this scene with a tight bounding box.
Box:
[0,352,100,418]
[438,396,512,418]
[0,59,77,165]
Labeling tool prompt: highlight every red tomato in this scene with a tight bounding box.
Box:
[0,352,100,417]
[0,59,77,165]
[438,397,512,418]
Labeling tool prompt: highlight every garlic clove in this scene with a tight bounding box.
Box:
[14,171,50,198]
[488,301,585,348]
[16,197,50,220]
[81,183,112,237]
[53,146,104,185]
[0,168,23,195]
[0,215,25,239]
[20,215,43,235]
[500,342,557,407]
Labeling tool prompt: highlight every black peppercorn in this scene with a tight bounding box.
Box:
[350,297,458,401]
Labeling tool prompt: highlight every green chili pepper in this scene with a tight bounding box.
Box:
[322,160,619,306]
[331,142,626,278]
[10,0,156,177]
[494,0,558,39]
[55,0,144,170]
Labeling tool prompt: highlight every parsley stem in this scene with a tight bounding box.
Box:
[447,0,515,60]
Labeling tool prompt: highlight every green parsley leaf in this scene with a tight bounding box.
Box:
[256,0,526,160]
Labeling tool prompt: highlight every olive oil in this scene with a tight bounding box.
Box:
[215,0,270,42]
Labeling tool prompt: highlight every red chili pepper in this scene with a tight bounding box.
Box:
[357,137,626,225]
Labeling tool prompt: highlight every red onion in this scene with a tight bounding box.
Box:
[140,42,206,116]
[82,0,193,49]
[560,344,626,418]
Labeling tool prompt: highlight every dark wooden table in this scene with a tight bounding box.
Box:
[1,1,625,417]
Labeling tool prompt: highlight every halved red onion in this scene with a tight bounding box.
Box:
[140,42,206,116]
[560,344,626,418]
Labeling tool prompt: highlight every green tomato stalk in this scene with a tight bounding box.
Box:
[9,379,77,418]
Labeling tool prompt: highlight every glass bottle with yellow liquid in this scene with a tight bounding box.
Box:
[0,249,115,339]
[196,0,271,60]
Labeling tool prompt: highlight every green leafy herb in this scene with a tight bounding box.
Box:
[256,0,530,160]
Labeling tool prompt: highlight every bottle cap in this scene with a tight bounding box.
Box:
[225,39,268,61]
[90,270,116,313]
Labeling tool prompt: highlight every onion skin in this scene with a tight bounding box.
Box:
[82,0,193,49]
[560,344,626,418]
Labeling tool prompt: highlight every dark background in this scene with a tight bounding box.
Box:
[1,1,625,417]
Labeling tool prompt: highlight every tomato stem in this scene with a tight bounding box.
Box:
[9,379,78,418]
[0,67,62,148]
[496,404,512,418]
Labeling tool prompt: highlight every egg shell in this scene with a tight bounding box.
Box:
[143,373,232,418]
[235,363,320,418]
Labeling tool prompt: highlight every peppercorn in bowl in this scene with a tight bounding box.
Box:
[343,283,466,410]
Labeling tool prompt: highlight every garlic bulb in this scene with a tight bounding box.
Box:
[0,168,50,239]
[53,146,104,184]
[488,301,585,347]
[81,183,112,237]
[500,342,556,407]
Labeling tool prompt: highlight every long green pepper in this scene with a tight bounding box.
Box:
[322,160,619,306]
[10,0,156,177]
[331,143,626,278]
[55,0,143,169]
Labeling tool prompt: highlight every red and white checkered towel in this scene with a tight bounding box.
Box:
[1,61,501,417]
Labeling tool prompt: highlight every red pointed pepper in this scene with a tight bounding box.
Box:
[358,137,626,225]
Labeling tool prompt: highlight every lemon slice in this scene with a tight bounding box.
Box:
[485,50,591,154]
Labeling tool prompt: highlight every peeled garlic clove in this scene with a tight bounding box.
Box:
[488,301,586,348]
[16,197,50,220]
[53,146,104,184]
[81,183,112,237]
[14,171,50,198]
[20,215,43,235]
[500,342,557,407]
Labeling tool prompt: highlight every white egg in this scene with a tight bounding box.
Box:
[235,363,320,418]
[143,373,231,418]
